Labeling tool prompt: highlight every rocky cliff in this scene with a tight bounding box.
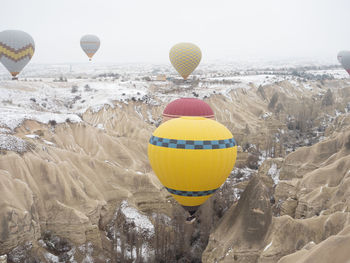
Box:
[203,118,350,263]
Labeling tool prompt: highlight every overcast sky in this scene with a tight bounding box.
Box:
[1,0,349,64]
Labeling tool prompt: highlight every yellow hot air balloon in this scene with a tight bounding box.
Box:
[148,117,237,214]
[169,42,202,80]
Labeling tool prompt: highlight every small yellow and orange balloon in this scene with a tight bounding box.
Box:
[148,117,237,212]
[169,42,202,80]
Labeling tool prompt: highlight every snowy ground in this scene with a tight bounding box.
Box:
[0,62,349,137]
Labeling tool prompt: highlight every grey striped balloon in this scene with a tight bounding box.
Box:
[80,34,100,61]
[0,30,35,79]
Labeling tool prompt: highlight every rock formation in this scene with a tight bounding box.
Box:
[1,73,350,262]
[203,118,350,262]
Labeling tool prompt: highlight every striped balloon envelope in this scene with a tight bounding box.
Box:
[0,30,35,79]
[148,117,237,213]
[80,34,100,61]
[169,42,202,80]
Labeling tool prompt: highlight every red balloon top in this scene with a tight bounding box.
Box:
[162,98,214,118]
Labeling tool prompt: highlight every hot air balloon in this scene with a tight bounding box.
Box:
[0,30,35,80]
[169,42,202,80]
[162,98,214,122]
[337,50,347,63]
[338,50,350,75]
[80,34,100,61]
[148,117,237,217]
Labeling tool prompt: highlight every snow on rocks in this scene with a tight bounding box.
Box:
[119,200,155,238]
[0,62,344,133]
[43,139,55,146]
[0,78,147,131]
[260,112,273,120]
[263,241,273,252]
[0,127,11,134]
[106,200,156,262]
[259,158,284,186]
[0,105,81,131]
[268,163,280,185]
[7,242,33,263]
[79,243,94,263]
[151,212,172,225]
[0,134,32,153]
[44,252,59,263]
[134,105,143,119]
[230,167,256,184]
[141,243,155,261]
[96,123,104,130]
[25,134,39,139]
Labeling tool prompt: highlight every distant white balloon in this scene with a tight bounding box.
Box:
[80,34,100,61]
[0,30,35,79]
[337,50,350,75]
[337,50,348,63]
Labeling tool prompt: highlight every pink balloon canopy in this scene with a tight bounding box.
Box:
[163,98,214,119]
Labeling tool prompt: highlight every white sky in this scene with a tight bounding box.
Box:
[1,0,349,64]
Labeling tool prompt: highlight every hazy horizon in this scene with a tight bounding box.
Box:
[1,0,349,64]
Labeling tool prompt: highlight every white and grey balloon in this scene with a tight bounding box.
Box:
[338,50,350,75]
[80,34,100,61]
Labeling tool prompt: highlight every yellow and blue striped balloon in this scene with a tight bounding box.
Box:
[169,42,202,80]
[148,117,237,212]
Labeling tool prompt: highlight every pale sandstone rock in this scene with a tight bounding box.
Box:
[203,127,350,262]
[0,255,7,263]
[278,226,350,263]
[2,79,350,262]
[202,176,272,263]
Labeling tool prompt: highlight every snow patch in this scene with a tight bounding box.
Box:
[43,140,55,146]
[82,255,94,263]
[303,83,313,90]
[0,106,81,131]
[263,241,273,252]
[44,253,59,263]
[134,105,143,119]
[120,200,155,238]
[141,243,155,261]
[151,212,172,225]
[0,127,11,134]
[25,134,39,139]
[96,123,105,130]
[0,134,31,153]
[268,163,280,185]
[260,112,272,119]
